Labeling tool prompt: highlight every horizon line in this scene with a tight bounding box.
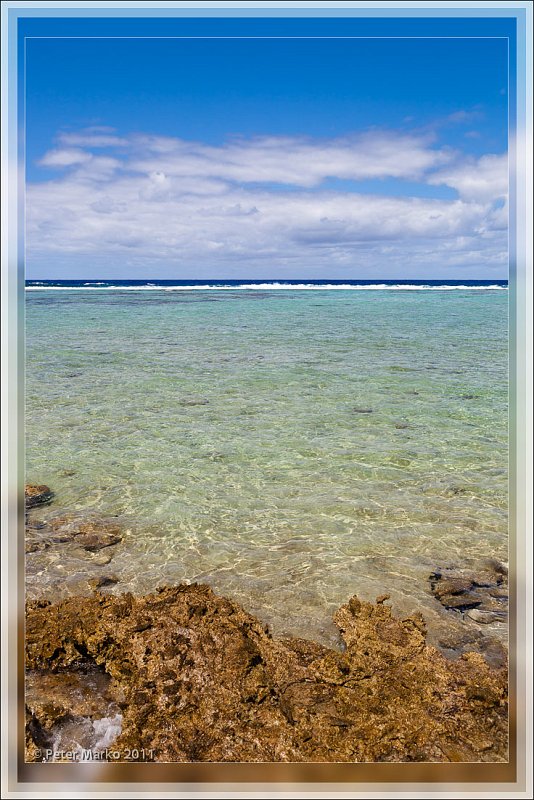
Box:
[25,277,509,281]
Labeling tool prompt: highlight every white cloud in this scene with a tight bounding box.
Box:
[127,131,450,187]
[71,155,121,181]
[444,109,483,125]
[58,132,129,148]
[429,153,508,203]
[27,129,508,277]
[38,147,120,180]
[38,148,92,167]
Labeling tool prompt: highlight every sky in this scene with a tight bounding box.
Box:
[22,15,511,279]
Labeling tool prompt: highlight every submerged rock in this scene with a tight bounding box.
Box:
[437,592,481,610]
[25,514,123,561]
[88,575,119,591]
[179,397,209,406]
[480,558,508,579]
[433,577,474,598]
[90,552,114,566]
[47,517,123,551]
[466,609,503,625]
[25,541,49,554]
[429,563,508,621]
[25,484,54,509]
[26,584,508,763]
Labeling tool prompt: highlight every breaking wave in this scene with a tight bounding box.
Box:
[26,282,507,292]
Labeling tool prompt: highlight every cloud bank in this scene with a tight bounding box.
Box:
[27,128,508,278]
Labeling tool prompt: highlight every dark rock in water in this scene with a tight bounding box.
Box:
[25,584,508,763]
[91,552,114,566]
[472,602,507,618]
[445,485,469,496]
[88,575,119,590]
[480,558,508,578]
[429,562,508,620]
[75,530,122,552]
[46,517,123,551]
[25,514,123,571]
[438,593,481,611]
[466,609,503,625]
[437,627,482,651]
[25,484,54,509]
[352,407,373,414]
[179,397,209,406]
[488,586,508,600]
[476,637,508,669]
[433,578,474,598]
[375,593,391,604]
[25,518,46,531]
[469,571,504,588]
[25,541,49,554]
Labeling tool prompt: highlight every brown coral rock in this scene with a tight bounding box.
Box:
[25,484,54,509]
[25,585,508,763]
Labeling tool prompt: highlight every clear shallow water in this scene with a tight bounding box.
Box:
[25,285,508,647]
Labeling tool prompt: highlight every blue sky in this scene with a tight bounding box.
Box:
[22,15,512,279]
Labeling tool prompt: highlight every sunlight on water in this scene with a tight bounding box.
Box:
[25,287,508,646]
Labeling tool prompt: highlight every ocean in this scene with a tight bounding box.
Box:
[25,279,508,647]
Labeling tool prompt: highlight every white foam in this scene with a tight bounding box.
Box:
[91,713,123,750]
[25,282,507,292]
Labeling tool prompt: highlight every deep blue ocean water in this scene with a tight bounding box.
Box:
[27,278,507,290]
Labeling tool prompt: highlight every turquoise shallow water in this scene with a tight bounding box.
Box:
[25,287,508,646]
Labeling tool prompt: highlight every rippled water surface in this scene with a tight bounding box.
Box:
[26,287,508,646]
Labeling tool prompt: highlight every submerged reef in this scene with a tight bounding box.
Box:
[26,583,508,763]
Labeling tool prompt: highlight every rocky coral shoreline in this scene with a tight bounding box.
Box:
[24,484,509,763]
[26,584,508,763]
